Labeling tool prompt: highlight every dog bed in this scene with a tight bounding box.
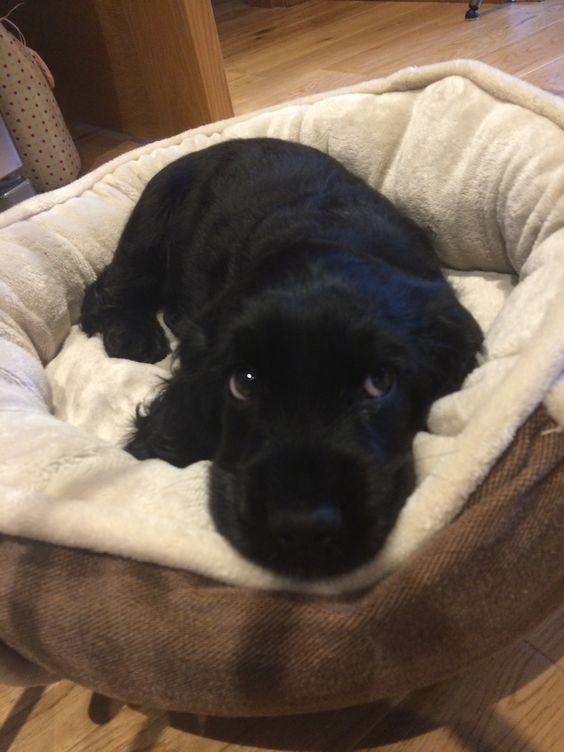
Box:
[0,61,563,723]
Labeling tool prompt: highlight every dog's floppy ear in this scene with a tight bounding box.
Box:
[126,293,241,466]
[126,365,224,467]
[411,285,483,410]
[126,308,226,467]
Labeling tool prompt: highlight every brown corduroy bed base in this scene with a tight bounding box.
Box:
[0,407,562,719]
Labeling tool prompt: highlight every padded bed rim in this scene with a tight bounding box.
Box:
[1,406,562,717]
[1,59,563,233]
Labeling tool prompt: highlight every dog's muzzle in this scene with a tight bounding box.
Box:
[211,446,409,579]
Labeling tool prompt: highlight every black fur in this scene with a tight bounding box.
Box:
[81,138,482,579]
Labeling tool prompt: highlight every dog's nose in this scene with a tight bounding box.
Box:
[266,504,342,548]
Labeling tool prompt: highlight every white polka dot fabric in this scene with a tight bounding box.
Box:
[0,22,80,192]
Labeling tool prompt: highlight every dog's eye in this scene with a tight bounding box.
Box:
[229,368,258,401]
[363,368,394,399]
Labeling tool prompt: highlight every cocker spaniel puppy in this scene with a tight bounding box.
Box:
[81,138,482,579]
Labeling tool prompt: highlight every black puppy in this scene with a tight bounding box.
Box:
[81,138,482,580]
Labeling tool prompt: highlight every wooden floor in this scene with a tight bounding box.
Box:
[6,1,563,751]
[215,0,564,110]
[75,0,564,171]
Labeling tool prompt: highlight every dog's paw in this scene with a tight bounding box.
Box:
[102,314,171,363]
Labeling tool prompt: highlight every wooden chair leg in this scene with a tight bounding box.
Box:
[465,0,482,18]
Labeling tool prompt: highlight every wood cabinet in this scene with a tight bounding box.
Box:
[5,0,233,140]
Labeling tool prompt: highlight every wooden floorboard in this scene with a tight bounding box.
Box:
[523,55,564,96]
[6,1,563,750]
[73,127,146,175]
[215,0,564,111]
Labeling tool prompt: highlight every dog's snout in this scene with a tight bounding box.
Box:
[267,503,342,548]
[210,444,410,578]
[217,447,376,577]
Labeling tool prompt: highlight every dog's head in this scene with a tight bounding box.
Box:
[150,252,482,579]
